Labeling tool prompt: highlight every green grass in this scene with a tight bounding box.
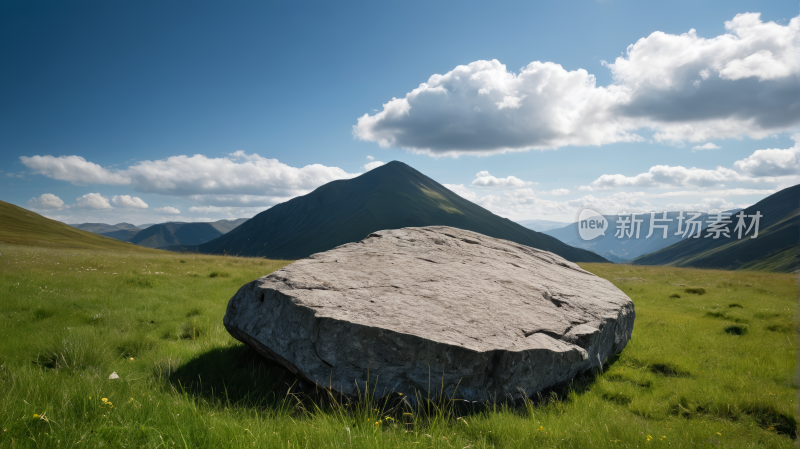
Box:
[0,245,796,448]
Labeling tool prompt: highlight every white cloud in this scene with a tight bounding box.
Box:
[354,12,800,156]
[126,152,358,198]
[364,160,386,171]
[21,152,359,202]
[111,195,148,209]
[585,137,800,191]
[443,183,477,201]
[27,193,64,209]
[692,143,721,150]
[733,134,800,176]
[354,59,636,156]
[586,165,747,190]
[471,171,533,187]
[74,193,112,210]
[154,206,180,214]
[366,155,375,161]
[19,155,129,185]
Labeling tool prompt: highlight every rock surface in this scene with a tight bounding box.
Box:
[224,226,635,401]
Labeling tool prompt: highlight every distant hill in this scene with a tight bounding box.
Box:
[633,184,799,272]
[544,212,724,262]
[69,222,140,233]
[89,218,248,248]
[516,218,570,232]
[208,218,248,234]
[126,222,223,248]
[0,200,157,252]
[100,229,140,242]
[183,161,608,262]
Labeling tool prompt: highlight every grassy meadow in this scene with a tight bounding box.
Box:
[0,243,796,448]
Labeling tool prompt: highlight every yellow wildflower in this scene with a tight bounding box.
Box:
[33,414,40,419]
[101,398,108,403]
[537,426,544,431]
[646,434,653,441]
[374,421,380,426]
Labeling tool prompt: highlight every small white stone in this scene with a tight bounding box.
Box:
[108,372,120,380]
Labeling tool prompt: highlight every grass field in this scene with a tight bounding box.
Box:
[0,243,796,448]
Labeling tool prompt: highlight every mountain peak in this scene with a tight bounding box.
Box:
[194,163,607,263]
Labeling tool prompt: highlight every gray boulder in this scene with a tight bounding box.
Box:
[223,226,634,401]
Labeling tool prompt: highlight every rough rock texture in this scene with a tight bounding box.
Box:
[224,226,634,401]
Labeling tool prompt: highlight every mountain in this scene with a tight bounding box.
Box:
[516,219,571,232]
[69,222,140,233]
[208,218,248,234]
[100,229,140,242]
[127,222,223,248]
[186,161,608,262]
[544,212,721,263]
[97,218,248,248]
[0,200,156,252]
[633,184,799,272]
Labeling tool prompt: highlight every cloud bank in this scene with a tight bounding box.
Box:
[354,12,800,156]
[21,152,359,207]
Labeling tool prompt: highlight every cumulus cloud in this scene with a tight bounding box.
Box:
[471,171,533,187]
[111,195,148,209]
[354,59,636,156]
[366,155,375,161]
[19,155,130,185]
[443,183,477,201]
[21,152,359,203]
[74,193,112,209]
[586,165,747,190]
[27,193,64,209]
[733,134,800,176]
[364,160,386,171]
[154,206,180,214]
[354,12,800,156]
[692,143,721,150]
[126,152,358,197]
[586,137,800,191]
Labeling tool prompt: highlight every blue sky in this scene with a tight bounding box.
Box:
[2,0,799,224]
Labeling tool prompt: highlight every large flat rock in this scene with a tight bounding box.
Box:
[224,226,634,401]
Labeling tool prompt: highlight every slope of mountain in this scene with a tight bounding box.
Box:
[0,201,157,252]
[633,184,799,272]
[516,219,571,232]
[128,223,223,248]
[208,218,248,234]
[544,212,719,262]
[188,161,608,262]
[69,222,140,233]
[100,229,140,242]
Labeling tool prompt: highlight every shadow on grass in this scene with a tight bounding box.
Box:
[169,345,296,409]
[169,345,621,421]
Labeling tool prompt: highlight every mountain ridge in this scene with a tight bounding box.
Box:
[183,161,608,263]
[632,184,799,272]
